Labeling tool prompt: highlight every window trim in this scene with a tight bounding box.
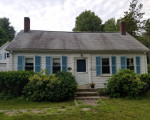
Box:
[126,57,135,72]
[52,57,61,74]
[102,57,111,75]
[24,57,34,71]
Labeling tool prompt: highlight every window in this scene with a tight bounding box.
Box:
[127,58,134,70]
[7,53,9,58]
[102,58,110,74]
[77,59,86,72]
[25,58,34,71]
[53,58,61,73]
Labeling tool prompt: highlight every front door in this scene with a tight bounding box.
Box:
[75,58,88,85]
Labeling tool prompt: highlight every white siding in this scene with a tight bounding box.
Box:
[91,53,148,88]
[9,52,148,88]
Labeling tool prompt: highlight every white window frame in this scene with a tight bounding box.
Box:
[102,57,111,75]
[24,57,34,71]
[52,57,61,74]
[126,57,135,72]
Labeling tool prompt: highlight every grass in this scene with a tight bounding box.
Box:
[0,91,150,120]
[0,98,74,110]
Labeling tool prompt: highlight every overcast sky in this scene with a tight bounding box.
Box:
[0,0,149,32]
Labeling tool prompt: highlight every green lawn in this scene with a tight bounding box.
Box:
[0,91,150,120]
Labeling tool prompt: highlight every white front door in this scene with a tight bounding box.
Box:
[74,58,88,85]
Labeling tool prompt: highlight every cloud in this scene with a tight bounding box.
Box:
[0,0,149,32]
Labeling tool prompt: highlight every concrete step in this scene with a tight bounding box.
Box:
[76,92,99,96]
[76,89,98,92]
[75,96,101,100]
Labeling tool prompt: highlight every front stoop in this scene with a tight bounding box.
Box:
[75,88,100,100]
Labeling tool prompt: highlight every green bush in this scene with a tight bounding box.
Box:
[23,71,77,101]
[139,73,150,92]
[0,70,34,97]
[107,69,145,99]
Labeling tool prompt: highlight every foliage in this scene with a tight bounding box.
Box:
[98,88,108,96]
[0,17,15,46]
[107,69,145,99]
[23,71,77,101]
[117,0,145,37]
[73,10,102,32]
[104,18,117,32]
[0,71,34,97]
[139,73,150,92]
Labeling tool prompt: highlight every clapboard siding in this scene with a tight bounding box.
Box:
[9,52,148,88]
[91,54,147,88]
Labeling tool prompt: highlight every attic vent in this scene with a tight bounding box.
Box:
[24,17,30,32]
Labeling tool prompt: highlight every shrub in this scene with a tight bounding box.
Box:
[139,73,150,92]
[23,71,77,101]
[98,88,108,96]
[0,70,34,97]
[107,69,145,99]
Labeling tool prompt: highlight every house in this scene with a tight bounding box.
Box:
[5,17,149,88]
[0,42,10,71]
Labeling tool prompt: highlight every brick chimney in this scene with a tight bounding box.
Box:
[24,17,30,32]
[120,21,126,35]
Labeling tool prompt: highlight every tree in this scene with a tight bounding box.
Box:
[0,17,15,46]
[145,19,150,36]
[0,27,9,46]
[118,0,145,37]
[73,10,102,32]
[104,18,117,32]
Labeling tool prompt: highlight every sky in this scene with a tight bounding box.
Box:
[0,0,150,32]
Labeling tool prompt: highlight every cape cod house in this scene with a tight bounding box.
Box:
[5,17,149,88]
[0,42,10,71]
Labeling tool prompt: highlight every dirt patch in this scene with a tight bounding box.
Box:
[81,108,91,111]
[82,100,98,106]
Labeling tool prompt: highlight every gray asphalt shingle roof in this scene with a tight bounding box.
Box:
[6,30,149,52]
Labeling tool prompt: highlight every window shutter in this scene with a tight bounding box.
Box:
[111,56,116,74]
[136,56,141,74]
[46,56,52,74]
[4,53,7,59]
[35,56,41,72]
[120,56,126,69]
[18,56,24,70]
[96,56,102,76]
[62,56,67,72]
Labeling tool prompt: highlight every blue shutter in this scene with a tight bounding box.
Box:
[35,56,41,72]
[96,56,102,76]
[46,56,52,74]
[4,53,7,59]
[121,56,126,69]
[136,56,141,74]
[18,56,24,70]
[111,56,116,74]
[62,56,67,72]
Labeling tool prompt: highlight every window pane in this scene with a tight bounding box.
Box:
[127,58,134,71]
[25,58,34,71]
[102,66,110,74]
[127,58,134,65]
[77,59,86,72]
[102,58,110,74]
[53,58,61,73]
[102,58,109,65]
